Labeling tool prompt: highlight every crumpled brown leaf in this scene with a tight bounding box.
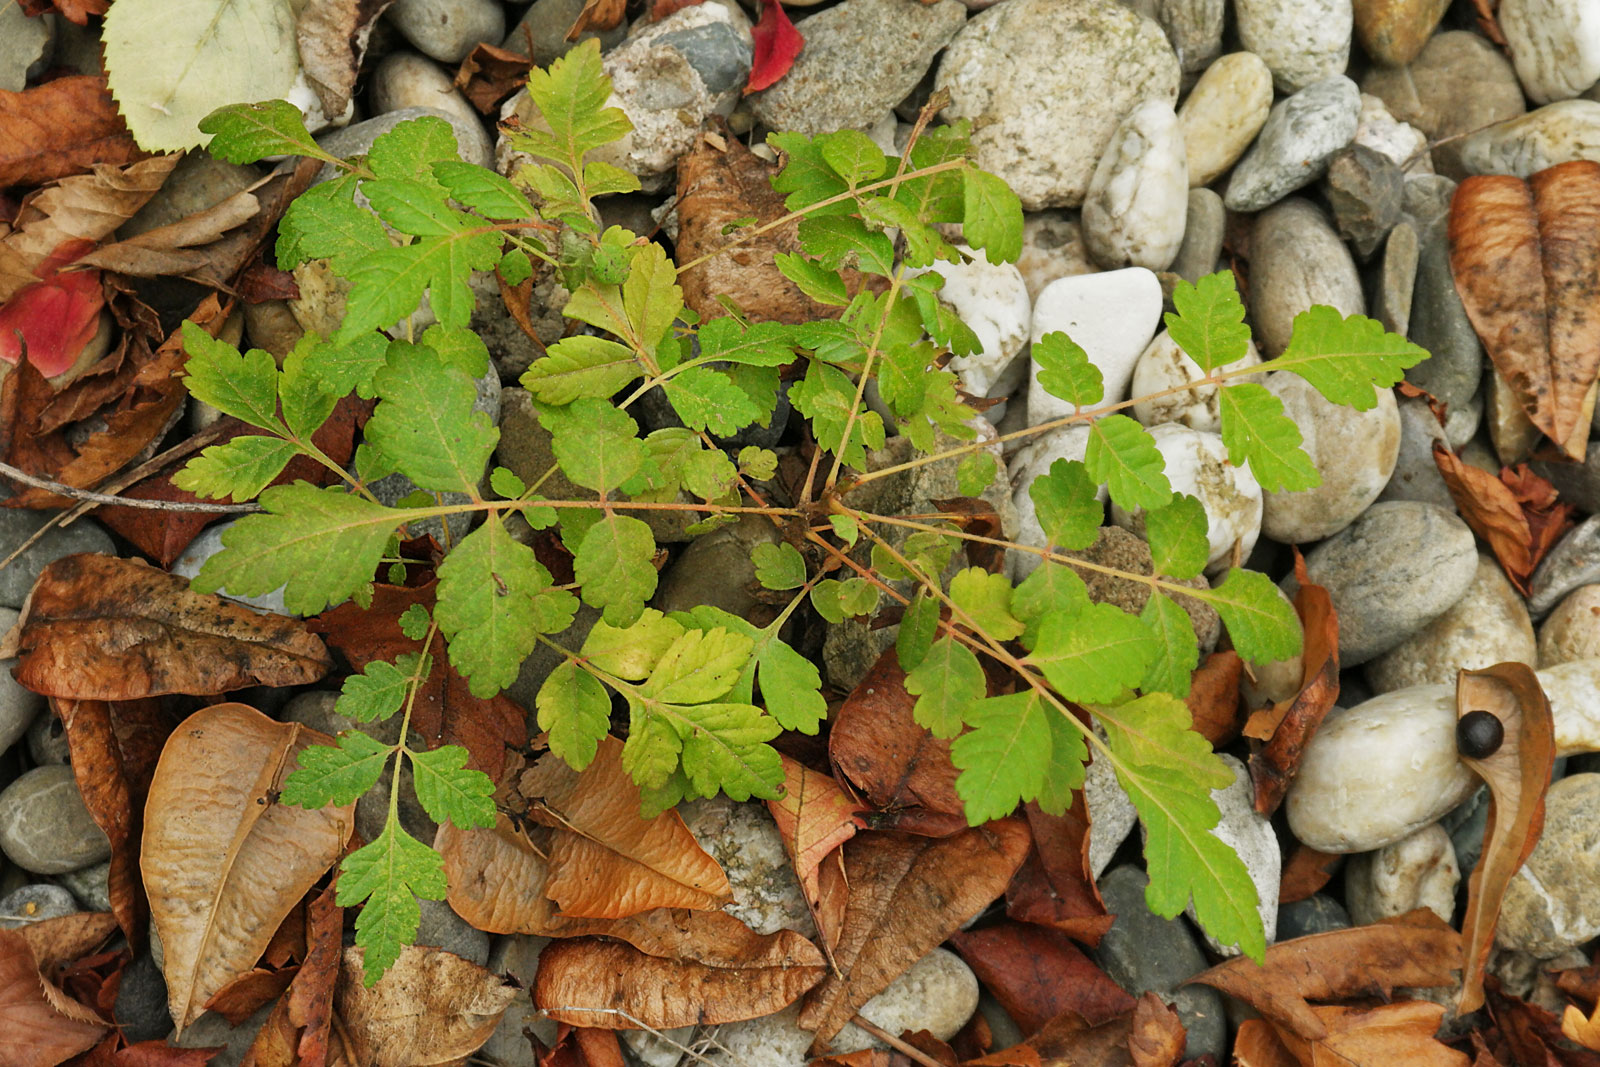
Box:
[1187,909,1460,1042]
[296,0,395,120]
[0,926,110,1067]
[1455,663,1556,1015]
[76,190,264,278]
[829,649,963,820]
[1271,1002,1469,1067]
[1433,446,1575,594]
[566,0,626,39]
[1450,162,1600,454]
[142,703,355,1033]
[1002,802,1112,945]
[799,821,1031,1052]
[521,739,732,918]
[1247,552,1340,816]
[1489,980,1600,1067]
[336,944,516,1066]
[0,77,152,188]
[10,554,331,699]
[765,754,862,906]
[949,921,1133,1035]
[966,994,1183,1067]
[454,43,533,114]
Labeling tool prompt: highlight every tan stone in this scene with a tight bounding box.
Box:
[1539,585,1600,667]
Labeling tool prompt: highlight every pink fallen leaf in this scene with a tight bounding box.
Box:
[747,0,803,94]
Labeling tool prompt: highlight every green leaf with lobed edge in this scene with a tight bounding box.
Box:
[1164,271,1250,374]
[948,567,1024,641]
[767,131,851,214]
[1144,494,1209,580]
[790,361,884,471]
[175,436,298,502]
[408,746,496,829]
[1140,594,1199,698]
[541,397,644,493]
[1187,568,1301,665]
[367,116,464,188]
[1028,459,1103,551]
[1086,414,1171,513]
[275,178,391,272]
[433,161,538,219]
[818,129,887,187]
[200,100,339,166]
[962,168,1023,263]
[957,452,998,498]
[1273,306,1430,409]
[905,636,985,739]
[180,323,281,432]
[1011,561,1090,635]
[512,39,632,175]
[336,231,503,340]
[951,690,1052,823]
[538,660,613,769]
[522,336,641,404]
[574,513,657,626]
[752,542,806,591]
[1033,331,1103,408]
[338,822,448,985]
[365,341,499,493]
[1095,692,1264,960]
[281,732,391,809]
[1037,707,1089,816]
[663,367,761,435]
[775,253,850,306]
[1218,382,1320,493]
[335,655,425,723]
[755,636,826,734]
[1030,603,1157,704]
[643,627,752,704]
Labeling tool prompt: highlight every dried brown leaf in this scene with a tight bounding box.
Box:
[1247,555,1339,816]
[965,1007,1132,1067]
[76,191,263,278]
[1186,650,1243,748]
[15,912,118,969]
[1233,1019,1298,1067]
[1450,163,1600,449]
[1456,663,1556,1015]
[1270,1001,1469,1067]
[799,822,1031,1052]
[143,703,355,1032]
[566,0,626,38]
[1565,1000,1600,1053]
[336,944,516,1067]
[1126,994,1184,1067]
[948,922,1133,1035]
[454,43,533,114]
[11,554,332,699]
[1187,909,1461,1041]
[1434,446,1575,593]
[0,77,151,188]
[521,739,731,917]
[1489,981,1600,1067]
[0,927,109,1066]
[204,967,296,1025]
[296,0,395,119]
[765,755,862,901]
[1001,802,1111,945]
[1277,843,1341,905]
[829,650,962,818]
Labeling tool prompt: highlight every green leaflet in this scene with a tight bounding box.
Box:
[408,746,497,829]
[752,542,806,591]
[1030,603,1157,704]
[336,231,503,341]
[281,731,391,809]
[1085,414,1171,513]
[338,821,448,986]
[905,636,986,739]
[1028,459,1103,551]
[962,168,1024,264]
[663,367,762,435]
[538,660,613,769]
[1033,331,1103,408]
[1274,306,1429,408]
[512,38,633,178]
[1187,568,1302,665]
[366,341,499,494]
[522,336,641,404]
[948,567,1024,641]
[180,323,282,432]
[200,100,339,166]
[1140,593,1199,698]
[1164,271,1251,374]
[1144,494,1209,580]
[1218,382,1320,493]
[335,655,426,723]
[174,436,298,502]
[1095,692,1265,961]
[574,513,658,626]
[896,592,941,672]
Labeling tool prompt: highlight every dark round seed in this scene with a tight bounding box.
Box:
[1457,710,1505,760]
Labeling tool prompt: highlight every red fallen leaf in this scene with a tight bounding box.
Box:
[747,0,803,94]
[651,0,706,17]
[1489,980,1600,1067]
[236,261,300,304]
[73,1037,226,1067]
[1434,445,1576,593]
[310,581,525,779]
[0,927,109,1066]
[949,922,1134,1035]
[1186,650,1243,748]
[454,42,534,115]
[1003,802,1112,946]
[1455,663,1556,1015]
[1277,843,1341,905]
[0,238,103,378]
[1246,551,1340,816]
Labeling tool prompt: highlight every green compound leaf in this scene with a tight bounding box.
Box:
[296,331,389,400]
[281,732,391,809]
[1033,331,1103,408]
[962,167,1023,264]
[1140,593,1199,698]
[1037,707,1089,816]
[1217,382,1320,494]
[775,253,850,306]
[200,100,339,166]
[365,341,498,494]
[1085,414,1171,513]
[1012,562,1090,632]
[335,656,424,724]
[336,231,503,341]
[1189,568,1302,666]
[768,131,851,214]
[338,821,448,986]
[1095,692,1265,961]
[1145,494,1210,580]
[755,635,825,734]
[643,627,752,704]
[752,542,806,591]
[537,660,613,770]
[671,701,783,802]
[818,129,887,187]
[512,38,633,175]
[790,361,884,471]
[1273,306,1430,409]
[436,515,575,697]
[191,484,397,615]
[663,367,761,435]
[174,435,298,502]
[949,567,1024,641]
[1028,459,1103,552]
[575,513,658,626]
[583,609,683,680]
[180,323,281,432]
[276,177,393,272]
[279,349,340,441]
[543,397,645,493]
[951,690,1052,823]
[432,161,538,220]
[408,746,496,829]
[1030,603,1158,705]
[896,591,940,672]
[904,635,985,739]
[521,336,641,404]
[1164,271,1251,374]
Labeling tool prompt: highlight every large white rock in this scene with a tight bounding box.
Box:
[904,248,1032,400]
[1457,100,1600,177]
[1110,424,1262,575]
[1082,99,1189,271]
[1234,0,1352,92]
[1500,0,1600,105]
[1344,823,1460,926]
[1025,268,1163,426]
[1130,329,1262,434]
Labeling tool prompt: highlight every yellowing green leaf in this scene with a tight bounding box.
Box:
[537,660,613,770]
[905,636,985,739]
[1164,271,1250,374]
[1086,414,1171,513]
[948,567,1023,641]
[1218,382,1320,493]
[1274,306,1430,409]
[1029,603,1157,704]
[1028,459,1103,551]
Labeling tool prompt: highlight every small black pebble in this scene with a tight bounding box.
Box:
[1457,709,1505,759]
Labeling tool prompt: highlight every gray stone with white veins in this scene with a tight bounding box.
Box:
[0,766,111,875]
[0,883,77,929]
[1082,98,1189,271]
[1225,75,1362,212]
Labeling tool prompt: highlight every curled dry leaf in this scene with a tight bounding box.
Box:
[966,998,1171,1067]
[1450,162,1600,453]
[1276,842,1341,905]
[16,912,119,970]
[453,42,532,114]
[1434,446,1575,594]
[0,77,151,188]
[1489,982,1600,1067]
[798,821,1031,1052]
[336,944,516,1067]
[1565,999,1600,1053]
[295,0,395,119]
[829,650,963,818]
[1003,803,1112,945]
[1455,662,1556,1015]
[1188,909,1460,1041]
[1270,1002,1469,1067]
[1247,553,1339,816]
[522,739,732,918]
[0,927,109,1067]
[142,703,355,1033]
[1231,1019,1298,1067]
[76,189,263,278]
[766,754,862,903]
[11,554,332,700]
[534,934,826,1030]
[1186,649,1243,747]
[948,922,1133,1034]
[566,0,626,39]
[1126,994,1186,1067]
[675,131,857,325]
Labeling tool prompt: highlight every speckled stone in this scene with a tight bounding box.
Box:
[1324,144,1403,258]
[936,0,1181,209]
[0,766,110,875]
[1361,31,1527,178]
[1111,425,1262,575]
[1531,515,1600,617]
[386,0,505,63]
[1498,773,1600,958]
[1015,212,1097,300]
[1499,0,1600,105]
[1376,394,1453,510]
[1130,328,1260,433]
[680,795,814,938]
[0,884,77,929]
[1345,824,1460,926]
[1457,100,1600,177]
[1539,585,1600,667]
[1178,52,1274,188]
[1296,502,1479,666]
[1052,527,1221,649]
[1258,375,1398,545]
[0,511,115,610]
[1082,99,1188,271]
[0,607,43,756]
[1353,0,1450,67]
[369,52,491,162]
[903,249,1032,399]
[1225,76,1362,212]
[1248,198,1364,356]
[1234,0,1351,92]
[1356,93,1433,174]
[1365,555,1536,692]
